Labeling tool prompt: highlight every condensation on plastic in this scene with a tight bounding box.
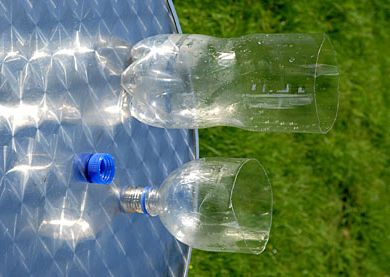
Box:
[122,33,339,133]
[0,0,195,276]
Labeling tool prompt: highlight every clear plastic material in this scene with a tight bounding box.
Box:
[120,158,273,254]
[122,33,339,133]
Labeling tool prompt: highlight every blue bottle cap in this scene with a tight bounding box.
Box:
[86,153,115,184]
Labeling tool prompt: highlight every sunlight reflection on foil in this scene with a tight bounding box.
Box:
[54,32,94,56]
[39,217,94,241]
[8,163,52,174]
[30,50,50,60]
[0,104,40,129]
[0,103,82,132]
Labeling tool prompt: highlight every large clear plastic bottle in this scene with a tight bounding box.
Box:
[121,33,339,133]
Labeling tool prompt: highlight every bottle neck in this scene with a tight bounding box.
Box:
[120,186,160,216]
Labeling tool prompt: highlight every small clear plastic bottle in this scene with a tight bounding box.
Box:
[120,158,272,254]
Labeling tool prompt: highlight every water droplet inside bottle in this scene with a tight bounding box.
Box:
[288,57,295,63]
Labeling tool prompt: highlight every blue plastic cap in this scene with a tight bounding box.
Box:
[86,153,115,184]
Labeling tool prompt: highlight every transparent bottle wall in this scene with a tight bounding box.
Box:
[120,158,272,254]
[122,33,339,133]
[154,158,272,254]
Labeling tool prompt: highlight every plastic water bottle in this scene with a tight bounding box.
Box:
[39,153,272,255]
[120,158,272,254]
[121,33,339,133]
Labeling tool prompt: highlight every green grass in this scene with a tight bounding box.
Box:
[173,0,390,276]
